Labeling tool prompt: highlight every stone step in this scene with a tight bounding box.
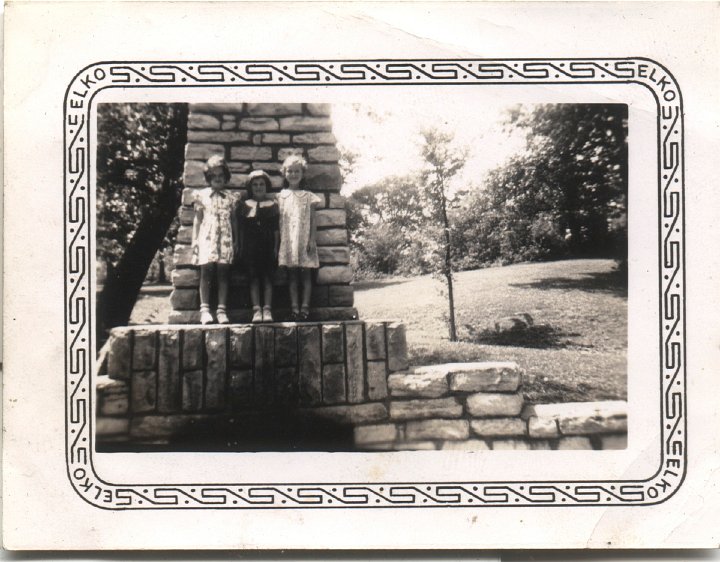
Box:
[388,361,522,399]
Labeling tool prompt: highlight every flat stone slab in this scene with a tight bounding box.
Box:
[524,400,627,435]
[390,397,463,420]
[465,393,524,417]
[405,419,470,441]
[414,362,521,392]
[388,371,449,398]
[470,418,527,437]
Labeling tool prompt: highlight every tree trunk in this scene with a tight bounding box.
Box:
[98,179,181,340]
[439,181,457,342]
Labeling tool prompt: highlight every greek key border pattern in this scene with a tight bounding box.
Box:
[64,58,685,509]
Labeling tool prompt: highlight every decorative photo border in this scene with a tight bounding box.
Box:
[64,58,685,509]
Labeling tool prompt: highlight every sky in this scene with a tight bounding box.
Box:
[330,92,529,195]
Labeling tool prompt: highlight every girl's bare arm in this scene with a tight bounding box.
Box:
[192,207,203,251]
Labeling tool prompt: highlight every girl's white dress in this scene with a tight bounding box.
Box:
[193,187,241,265]
[277,188,323,268]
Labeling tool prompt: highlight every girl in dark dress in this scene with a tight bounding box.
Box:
[241,170,279,322]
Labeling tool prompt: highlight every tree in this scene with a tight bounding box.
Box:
[502,104,628,260]
[96,103,188,339]
[418,128,468,342]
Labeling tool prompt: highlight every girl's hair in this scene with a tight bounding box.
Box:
[203,154,232,184]
[281,154,308,188]
[246,169,272,191]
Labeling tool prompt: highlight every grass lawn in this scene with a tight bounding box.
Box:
[129,258,627,405]
[354,259,627,404]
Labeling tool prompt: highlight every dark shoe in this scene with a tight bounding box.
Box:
[299,306,310,321]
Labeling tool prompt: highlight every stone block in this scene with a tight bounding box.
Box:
[279,116,331,132]
[182,329,204,370]
[307,403,388,424]
[270,175,285,189]
[530,441,552,450]
[470,418,526,437]
[228,370,254,408]
[228,162,251,174]
[441,439,490,451]
[183,161,205,187]
[176,225,193,244]
[327,194,346,209]
[557,437,594,450]
[204,330,226,410]
[239,118,279,131]
[492,439,532,450]
[406,419,470,441]
[437,362,522,393]
[179,207,196,225]
[96,417,129,436]
[261,133,291,144]
[390,397,462,420]
[172,268,200,288]
[308,307,359,322]
[321,324,344,363]
[345,323,365,404]
[310,286,329,307]
[276,367,299,406]
[181,187,198,206]
[354,423,398,445]
[252,162,283,172]
[600,434,627,450]
[254,326,275,405]
[305,103,331,116]
[106,331,131,380]
[316,209,346,228]
[186,131,251,143]
[367,361,388,401]
[465,393,524,417]
[189,103,244,113]
[293,132,337,144]
[182,370,204,412]
[170,289,199,310]
[388,371,448,398]
[157,331,181,414]
[298,325,322,406]
[132,330,156,370]
[308,145,342,163]
[173,244,195,266]
[230,146,272,161]
[98,378,129,416]
[386,322,409,372]
[131,370,157,413]
[275,326,298,366]
[316,228,348,246]
[186,143,225,161]
[365,322,386,360]
[247,103,303,116]
[393,441,437,451]
[528,416,559,438]
[559,415,628,436]
[316,265,353,285]
[526,400,627,420]
[221,117,237,131]
[189,113,221,130]
[305,164,342,191]
[227,326,253,368]
[322,363,346,404]
[328,285,354,306]
[277,147,305,161]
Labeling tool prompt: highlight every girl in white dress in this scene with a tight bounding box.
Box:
[277,155,322,320]
[191,155,241,324]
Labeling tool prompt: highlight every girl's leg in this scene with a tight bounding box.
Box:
[199,263,215,324]
[288,268,300,317]
[300,268,312,319]
[262,274,274,322]
[216,264,231,324]
[250,273,262,323]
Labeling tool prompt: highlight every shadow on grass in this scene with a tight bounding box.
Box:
[353,278,410,292]
[463,324,591,350]
[509,270,627,297]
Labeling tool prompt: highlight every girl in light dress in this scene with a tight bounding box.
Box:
[277,155,323,321]
[191,155,241,325]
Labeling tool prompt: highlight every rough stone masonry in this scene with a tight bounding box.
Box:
[169,103,356,323]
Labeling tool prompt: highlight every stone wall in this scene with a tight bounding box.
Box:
[170,102,356,323]
[96,332,626,451]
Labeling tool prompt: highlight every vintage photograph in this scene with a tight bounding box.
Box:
[94,99,628,453]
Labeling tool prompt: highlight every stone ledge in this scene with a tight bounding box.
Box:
[168,307,359,324]
[524,401,628,436]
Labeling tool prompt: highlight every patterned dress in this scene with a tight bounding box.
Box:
[277,189,323,269]
[192,187,241,265]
